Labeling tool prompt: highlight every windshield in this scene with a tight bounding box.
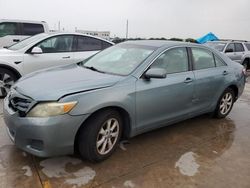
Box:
[81,43,155,75]
[8,33,48,50]
[205,42,226,52]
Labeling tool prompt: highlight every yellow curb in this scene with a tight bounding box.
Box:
[43,180,52,188]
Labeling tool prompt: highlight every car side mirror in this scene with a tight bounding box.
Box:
[144,68,167,79]
[31,47,43,54]
[225,49,233,53]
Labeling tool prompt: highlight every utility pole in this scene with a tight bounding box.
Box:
[58,21,61,31]
[126,19,128,39]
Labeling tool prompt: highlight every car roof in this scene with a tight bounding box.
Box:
[207,40,249,43]
[206,41,227,43]
[45,32,114,44]
[0,19,47,24]
[121,40,200,49]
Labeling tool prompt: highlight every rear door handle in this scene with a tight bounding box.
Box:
[223,71,228,75]
[62,56,70,59]
[184,77,193,83]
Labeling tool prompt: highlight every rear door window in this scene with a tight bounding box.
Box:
[235,43,244,52]
[76,36,103,51]
[22,23,44,35]
[0,22,19,37]
[191,48,215,70]
[102,41,112,49]
[214,55,226,67]
[225,43,235,52]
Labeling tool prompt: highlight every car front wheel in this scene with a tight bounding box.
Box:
[214,88,235,118]
[0,68,18,98]
[78,109,122,162]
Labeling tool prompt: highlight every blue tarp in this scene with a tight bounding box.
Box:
[196,32,219,44]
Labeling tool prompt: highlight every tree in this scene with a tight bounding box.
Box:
[185,38,197,43]
[169,38,183,41]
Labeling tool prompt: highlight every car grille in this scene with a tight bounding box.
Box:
[8,88,35,117]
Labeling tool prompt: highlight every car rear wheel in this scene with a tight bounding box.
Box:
[78,109,122,162]
[214,88,235,118]
[0,68,18,98]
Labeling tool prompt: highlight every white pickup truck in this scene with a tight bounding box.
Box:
[0,19,49,48]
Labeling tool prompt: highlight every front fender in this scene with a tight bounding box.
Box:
[0,61,23,77]
[240,54,250,64]
[60,76,137,129]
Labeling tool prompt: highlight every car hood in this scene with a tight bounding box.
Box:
[14,64,123,101]
[0,48,23,62]
[0,48,12,53]
[0,48,19,55]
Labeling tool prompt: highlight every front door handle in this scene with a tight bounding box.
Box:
[13,39,20,42]
[223,70,228,75]
[184,77,193,83]
[62,56,70,59]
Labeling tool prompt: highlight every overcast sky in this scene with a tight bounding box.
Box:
[0,0,250,40]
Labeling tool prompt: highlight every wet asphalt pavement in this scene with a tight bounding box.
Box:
[0,77,250,188]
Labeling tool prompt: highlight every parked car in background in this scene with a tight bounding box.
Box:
[3,41,246,162]
[205,40,250,70]
[0,32,113,96]
[0,19,49,48]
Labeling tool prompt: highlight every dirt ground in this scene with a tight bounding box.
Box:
[0,76,250,188]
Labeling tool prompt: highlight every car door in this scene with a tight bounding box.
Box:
[23,35,75,74]
[0,22,25,48]
[224,43,237,62]
[136,47,195,131]
[191,47,228,112]
[234,43,245,63]
[74,35,111,62]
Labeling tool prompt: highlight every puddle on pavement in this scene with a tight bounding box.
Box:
[123,180,136,188]
[40,157,82,178]
[175,151,200,176]
[65,167,96,187]
[0,145,42,188]
[22,165,33,177]
[40,156,96,187]
[0,159,6,177]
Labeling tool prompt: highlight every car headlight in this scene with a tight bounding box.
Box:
[27,101,77,117]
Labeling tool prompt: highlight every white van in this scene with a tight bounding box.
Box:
[0,19,49,48]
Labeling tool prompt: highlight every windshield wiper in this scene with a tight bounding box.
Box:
[83,65,105,73]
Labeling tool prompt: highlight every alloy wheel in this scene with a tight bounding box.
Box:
[0,72,15,97]
[219,92,233,115]
[96,118,119,155]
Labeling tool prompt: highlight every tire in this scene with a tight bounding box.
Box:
[78,109,122,162]
[0,68,18,98]
[243,61,248,70]
[242,59,249,70]
[214,88,235,118]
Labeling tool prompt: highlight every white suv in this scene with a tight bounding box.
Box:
[0,32,113,96]
[0,19,49,48]
[205,40,250,70]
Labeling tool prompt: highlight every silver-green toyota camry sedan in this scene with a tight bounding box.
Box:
[3,40,246,162]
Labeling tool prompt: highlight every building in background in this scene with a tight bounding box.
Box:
[76,30,110,41]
